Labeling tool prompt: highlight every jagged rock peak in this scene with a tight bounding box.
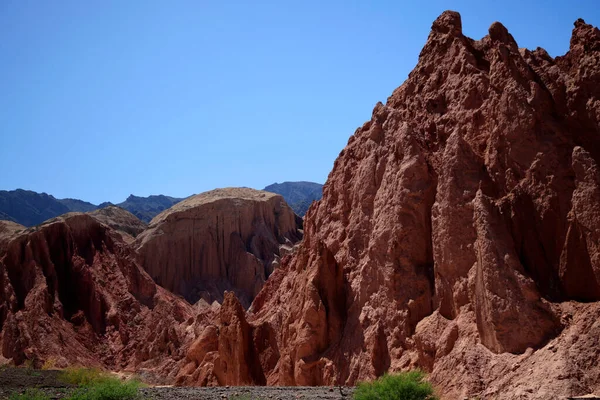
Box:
[183,11,600,399]
[431,10,462,36]
[570,17,600,49]
[488,21,516,45]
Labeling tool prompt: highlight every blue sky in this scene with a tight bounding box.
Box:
[1,1,598,204]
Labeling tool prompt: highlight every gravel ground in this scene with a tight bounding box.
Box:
[141,386,355,399]
[0,367,355,399]
[0,367,75,399]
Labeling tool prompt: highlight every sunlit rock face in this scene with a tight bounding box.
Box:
[135,187,302,308]
[187,12,600,399]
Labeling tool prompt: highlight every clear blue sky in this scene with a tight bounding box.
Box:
[1,1,598,204]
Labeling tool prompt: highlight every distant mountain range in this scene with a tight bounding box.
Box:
[0,182,322,227]
[0,189,183,226]
[100,194,184,224]
[263,181,323,216]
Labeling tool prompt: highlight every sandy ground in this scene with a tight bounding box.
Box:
[0,367,355,399]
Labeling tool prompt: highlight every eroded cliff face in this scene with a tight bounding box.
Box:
[135,188,302,308]
[189,12,600,399]
[0,213,198,378]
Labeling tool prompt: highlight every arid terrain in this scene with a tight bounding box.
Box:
[174,12,600,399]
[1,10,600,400]
[0,368,354,399]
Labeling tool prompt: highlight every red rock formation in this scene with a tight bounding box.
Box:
[0,213,196,375]
[135,188,302,308]
[89,206,147,244]
[0,221,24,255]
[0,189,301,383]
[193,12,600,399]
[176,291,275,387]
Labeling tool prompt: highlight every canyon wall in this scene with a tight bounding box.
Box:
[186,12,600,399]
[0,213,199,379]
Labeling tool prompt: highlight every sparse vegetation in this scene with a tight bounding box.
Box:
[230,394,253,400]
[56,367,141,399]
[353,370,438,400]
[24,360,40,377]
[58,367,108,386]
[66,378,140,400]
[9,389,50,400]
[41,358,56,370]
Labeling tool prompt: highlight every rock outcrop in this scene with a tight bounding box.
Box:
[0,221,24,254]
[0,213,197,376]
[135,188,302,307]
[175,292,264,386]
[89,206,147,244]
[191,12,600,399]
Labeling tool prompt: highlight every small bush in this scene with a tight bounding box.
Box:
[41,358,56,370]
[58,367,141,400]
[9,389,50,400]
[353,370,438,400]
[59,367,109,386]
[66,379,140,400]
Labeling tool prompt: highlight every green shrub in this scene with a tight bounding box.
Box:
[353,370,438,400]
[41,358,57,370]
[58,367,141,400]
[9,389,50,400]
[58,367,109,386]
[66,378,140,400]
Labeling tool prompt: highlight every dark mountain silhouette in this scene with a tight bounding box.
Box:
[116,194,183,223]
[0,189,94,227]
[0,182,323,226]
[0,189,184,226]
[263,181,323,216]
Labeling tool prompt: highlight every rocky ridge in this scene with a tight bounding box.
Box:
[89,206,147,244]
[0,187,304,379]
[183,12,600,399]
[135,188,303,308]
[0,213,200,378]
[0,221,25,253]
[0,190,185,227]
